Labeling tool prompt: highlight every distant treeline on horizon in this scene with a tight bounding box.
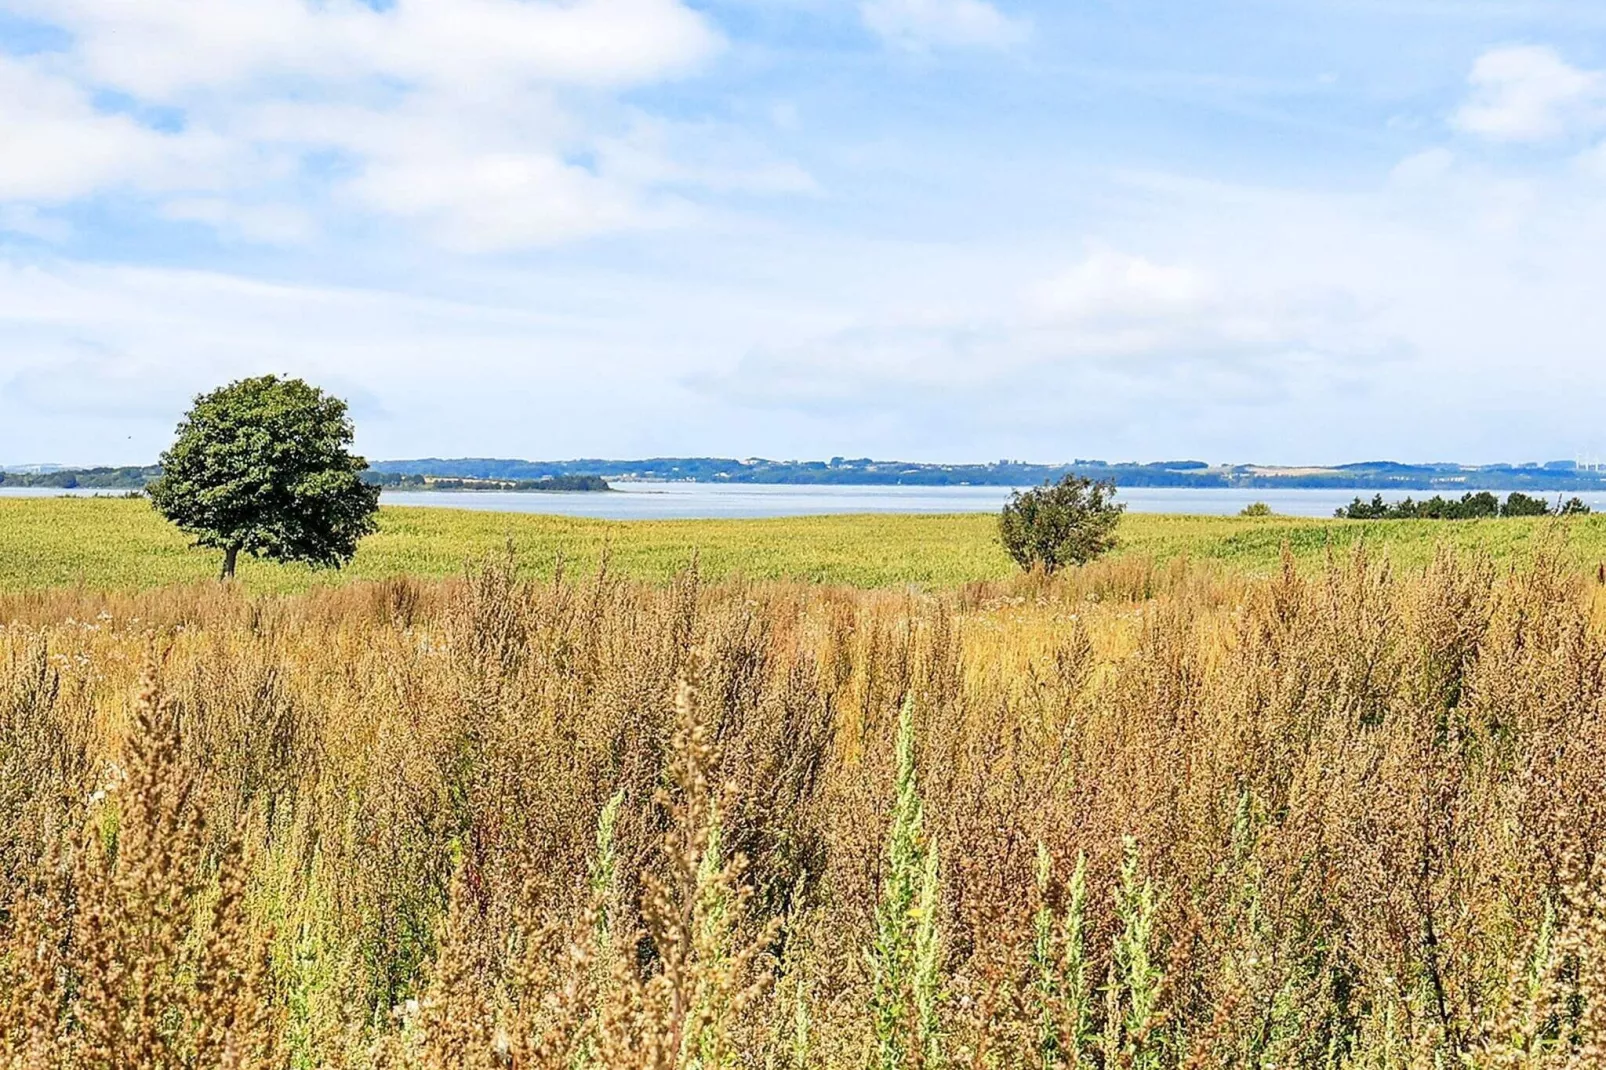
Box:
[359,472,610,493]
[8,457,1606,493]
[0,466,608,494]
[368,456,1606,492]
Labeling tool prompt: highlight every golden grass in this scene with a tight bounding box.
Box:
[7,495,1606,593]
[1,547,1604,1066]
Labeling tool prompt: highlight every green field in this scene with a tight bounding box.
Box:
[3,496,1605,592]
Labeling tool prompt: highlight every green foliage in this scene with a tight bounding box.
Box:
[1502,491,1552,517]
[1031,845,1093,1069]
[146,375,380,577]
[1102,838,1164,1070]
[592,788,625,946]
[868,698,944,1070]
[1239,502,1274,517]
[1336,490,1591,520]
[689,811,735,1069]
[999,476,1125,574]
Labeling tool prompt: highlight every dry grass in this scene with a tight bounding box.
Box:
[0,545,1604,1066]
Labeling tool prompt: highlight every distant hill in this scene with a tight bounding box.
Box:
[371,457,1234,486]
[0,465,161,489]
[11,457,1606,493]
[0,465,608,494]
[360,472,610,492]
[371,457,1606,492]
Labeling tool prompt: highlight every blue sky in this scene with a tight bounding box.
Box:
[3,0,1606,465]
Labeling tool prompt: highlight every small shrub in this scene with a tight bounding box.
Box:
[1560,496,1592,516]
[1239,502,1273,517]
[999,477,1124,574]
[1029,844,1093,1069]
[1101,838,1164,1070]
[1502,492,1552,518]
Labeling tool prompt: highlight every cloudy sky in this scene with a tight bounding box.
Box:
[3,0,1605,466]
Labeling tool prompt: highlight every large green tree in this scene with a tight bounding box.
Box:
[148,376,380,579]
[998,475,1124,574]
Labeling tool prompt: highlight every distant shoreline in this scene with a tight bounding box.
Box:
[376,485,615,494]
[367,474,612,493]
[369,457,1606,494]
[0,468,614,494]
[11,457,1606,494]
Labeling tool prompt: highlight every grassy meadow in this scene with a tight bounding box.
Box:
[3,496,1606,1066]
[6,494,1606,592]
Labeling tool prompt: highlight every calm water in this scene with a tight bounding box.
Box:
[11,483,1604,519]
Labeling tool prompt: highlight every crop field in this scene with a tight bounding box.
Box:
[4,497,1606,1067]
[6,495,1606,592]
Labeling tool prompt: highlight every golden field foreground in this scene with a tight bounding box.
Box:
[1,542,1605,1068]
[6,496,1606,591]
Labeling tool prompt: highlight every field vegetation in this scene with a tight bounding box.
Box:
[1336,492,1590,521]
[8,496,1606,593]
[0,538,1604,1065]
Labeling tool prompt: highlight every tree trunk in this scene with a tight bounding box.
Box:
[221,545,239,580]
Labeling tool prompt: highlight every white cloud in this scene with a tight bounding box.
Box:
[696,251,1395,418]
[3,351,188,419]
[1390,148,1456,188]
[0,56,230,202]
[0,205,70,242]
[595,118,823,197]
[861,0,1028,50]
[1579,141,1606,179]
[349,153,659,252]
[10,0,722,99]
[1028,252,1211,326]
[159,198,316,245]
[0,0,823,249]
[0,259,536,459]
[11,15,1606,466]
[10,144,1606,466]
[0,251,830,462]
[1454,45,1604,142]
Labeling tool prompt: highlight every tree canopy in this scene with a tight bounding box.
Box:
[998,475,1124,574]
[147,376,380,578]
[1335,491,1591,520]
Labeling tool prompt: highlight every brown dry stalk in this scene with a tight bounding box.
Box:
[0,550,1599,1065]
